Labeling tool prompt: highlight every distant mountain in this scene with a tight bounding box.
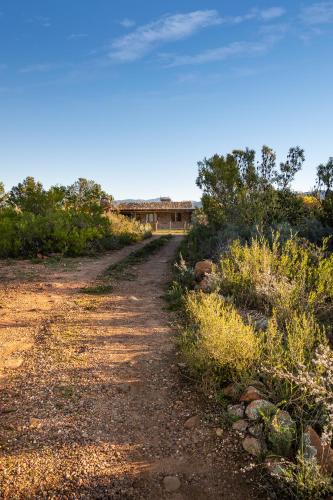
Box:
[115,198,161,204]
[115,198,202,207]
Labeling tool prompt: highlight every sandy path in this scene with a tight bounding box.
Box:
[0,236,264,499]
[0,237,158,374]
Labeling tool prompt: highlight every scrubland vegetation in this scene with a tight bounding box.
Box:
[0,177,150,258]
[169,147,333,498]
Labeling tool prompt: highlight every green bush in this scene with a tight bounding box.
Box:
[277,453,333,499]
[219,233,333,329]
[0,208,150,258]
[174,254,195,289]
[0,176,151,259]
[261,313,326,401]
[166,281,184,310]
[182,292,261,383]
[177,223,218,264]
[107,213,151,243]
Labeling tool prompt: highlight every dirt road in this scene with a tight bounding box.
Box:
[0,236,264,499]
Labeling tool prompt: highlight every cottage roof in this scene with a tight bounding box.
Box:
[113,200,195,211]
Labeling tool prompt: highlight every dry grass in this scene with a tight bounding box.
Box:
[181,292,261,383]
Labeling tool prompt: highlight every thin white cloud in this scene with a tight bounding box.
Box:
[109,10,222,62]
[259,23,289,43]
[160,8,287,68]
[120,18,136,29]
[227,7,285,24]
[260,7,286,20]
[27,16,51,28]
[19,63,62,74]
[68,33,88,40]
[167,41,268,67]
[300,1,333,24]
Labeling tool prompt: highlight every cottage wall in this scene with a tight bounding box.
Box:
[134,211,192,230]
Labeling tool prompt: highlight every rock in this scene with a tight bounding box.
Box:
[177,362,187,370]
[247,380,266,391]
[232,419,248,432]
[248,423,264,438]
[268,410,295,456]
[242,436,266,457]
[240,386,263,402]
[302,426,333,474]
[245,400,276,421]
[198,276,211,292]
[227,403,245,419]
[30,418,42,429]
[254,317,269,331]
[163,476,181,492]
[194,260,213,281]
[273,410,294,428]
[4,358,24,369]
[265,458,287,477]
[184,415,200,429]
[223,383,238,401]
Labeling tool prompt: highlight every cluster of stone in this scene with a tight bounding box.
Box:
[223,382,333,477]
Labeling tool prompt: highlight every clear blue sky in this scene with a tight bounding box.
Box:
[0,1,332,200]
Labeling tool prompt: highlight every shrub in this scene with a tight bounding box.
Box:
[219,233,333,331]
[219,233,296,319]
[264,344,333,443]
[178,223,218,264]
[0,209,110,257]
[174,254,195,289]
[107,213,151,244]
[166,281,184,310]
[0,209,150,258]
[0,177,151,259]
[261,313,327,401]
[182,292,261,383]
[277,452,332,499]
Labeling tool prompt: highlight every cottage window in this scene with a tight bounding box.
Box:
[147,213,157,223]
[171,212,182,222]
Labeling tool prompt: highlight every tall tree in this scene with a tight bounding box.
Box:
[317,157,333,224]
[0,182,7,208]
[47,185,67,208]
[258,145,277,188]
[317,157,333,196]
[276,147,305,190]
[8,176,47,214]
[196,146,306,228]
[232,148,257,188]
[196,154,241,224]
[65,178,112,214]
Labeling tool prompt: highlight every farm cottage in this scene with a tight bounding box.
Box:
[110,197,195,230]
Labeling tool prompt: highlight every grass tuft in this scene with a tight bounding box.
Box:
[81,235,172,295]
[103,235,172,280]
